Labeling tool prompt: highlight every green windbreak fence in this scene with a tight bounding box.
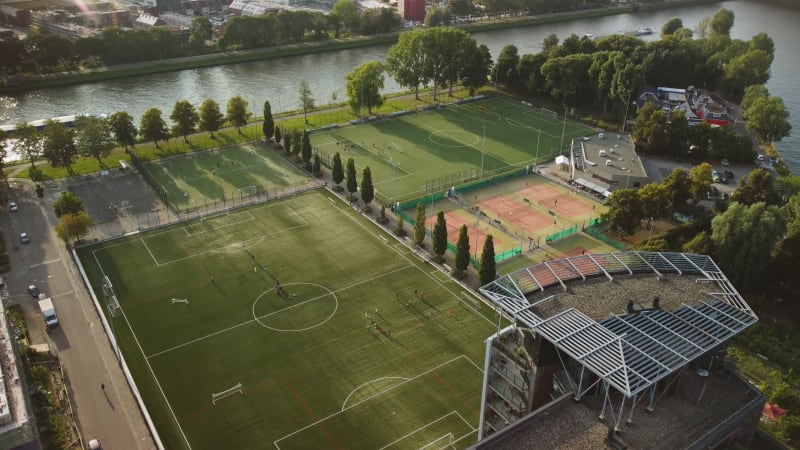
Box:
[545,225,578,244]
[396,166,530,210]
[584,220,625,251]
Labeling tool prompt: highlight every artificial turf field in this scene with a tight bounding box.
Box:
[76,189,501,450]
[142,141,312,210]
[311,96,595,203]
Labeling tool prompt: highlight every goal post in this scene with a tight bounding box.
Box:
[418,432,454,450]
[200,207,230,223]
[107,295,122,318]
[212,382,243,405]
[171,298,189,304]
[239,185,257,198]
[541,108,558,119]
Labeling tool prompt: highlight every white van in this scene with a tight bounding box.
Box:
[599,150,606,157]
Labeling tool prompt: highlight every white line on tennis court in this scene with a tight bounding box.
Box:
[145,264,414,358]
[274,355,470,449]
[140,238,160,266]
[377,411,463,450]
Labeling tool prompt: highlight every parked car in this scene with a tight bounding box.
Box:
[724,170,735,180]
[721,159,730,166]
[757,154,765,162]
[711,170,721,183]
[19,233,30,244]
[8,202,18,212]
[28,285,40,297]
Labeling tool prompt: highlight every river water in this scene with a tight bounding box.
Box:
[1,1,798,170]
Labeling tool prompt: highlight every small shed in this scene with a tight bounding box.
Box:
[555,155,570,171]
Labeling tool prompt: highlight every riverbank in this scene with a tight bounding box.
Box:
[0,0,722,94]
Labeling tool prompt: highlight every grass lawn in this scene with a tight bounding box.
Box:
[141,141,312,210]
[76,189,500,450]
[311,96,595,204]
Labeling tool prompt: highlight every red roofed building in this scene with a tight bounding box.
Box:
[399,0,425,22]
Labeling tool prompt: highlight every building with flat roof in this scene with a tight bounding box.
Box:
[472,252,764,450]
[569,133,647,190]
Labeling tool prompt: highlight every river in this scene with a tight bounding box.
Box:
[1,1,798,171]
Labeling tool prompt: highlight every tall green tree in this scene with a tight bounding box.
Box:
[661,17,683,36]
[331,0,361,35]
[662,168,692,212]
[741,85,769,113]
[0,130,7,174]
[632,102,667,154]
[332,152,344,186]
[301,130,312,164]
[56,211,91,243]
[170,100,199,143]
[198,99,224,138]
[108,111,137,151]
[345,157,358,197]
[360,166,374,205]
[385,30,426,99]
[494,45,519,87]
[226,96,250,134]
[683,231,715,256]
[291,132,302,157]
[709,8,735,36]
[455,224,471,274]
[52,191,84,217]
[262,101,274,141]
[41,120,77,174]
[75,116,115,166]
[274,126,282,144]
[284,131,292,154]
[711,201,785,289]
[14,123,42,168]
[312,153,321,177]
[140,108,169,148]
[689,162,713,205]
[745,96,792,143]
[638,182,670,220]
[603,189,644,236]
[298,80,314,124]
[730,169,780,206]
[463,44,493,96]
[414,203,427,247]
[345,61,385,116]
[432,210,448,260]
[189,16,213,50]
[478,235,496,286]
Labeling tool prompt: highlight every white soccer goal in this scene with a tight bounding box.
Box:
[541,108,558,119]
[171,298,189,304]
[388,142,405,153]
[119,205,134,217]
[107,295,122,318]
[200,208,230,223]
[418,432,454,450]
[211,382,243,405]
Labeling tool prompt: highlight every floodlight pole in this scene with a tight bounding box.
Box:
[559,107,567,156]
[535,128,541,168]
[481,125,486,179]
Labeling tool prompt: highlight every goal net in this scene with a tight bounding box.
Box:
[107,295,122,318]
[418,432,454,450]
[239,185,257,198]
[212,382,243,405]
[200,208,229,223]
[541,108,558,119]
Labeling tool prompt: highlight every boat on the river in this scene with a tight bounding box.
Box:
[0,113,107,134]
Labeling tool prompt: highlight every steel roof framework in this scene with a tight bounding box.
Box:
[479,252,757,398]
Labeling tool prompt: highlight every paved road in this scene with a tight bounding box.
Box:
[3,178,156,450]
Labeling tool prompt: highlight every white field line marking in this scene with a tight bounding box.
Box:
[91,249,192,449]
[183,210,257,237]
[146,264,413,358]
[341,377,411,411]
[407,116,514,168]
[274,355,469,449]
[377,411,461,450]
[454,410,477,432]
[140,238,160,266]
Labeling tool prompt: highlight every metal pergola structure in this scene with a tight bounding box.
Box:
[478,252,758,431]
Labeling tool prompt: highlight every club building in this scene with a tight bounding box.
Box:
[568,133,648,196]
[471,251,765,449]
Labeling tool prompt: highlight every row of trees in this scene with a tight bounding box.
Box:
[603,165,800,293]
[0,0,402,75]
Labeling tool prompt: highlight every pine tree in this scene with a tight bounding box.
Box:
[292,132,302,157]
[332,152,344,186]
[312,153,321,176]
[432,210,448,259]
[479,234,496,286]
[274,126,282,144]
[302,130,312,163]
[414,203,427,247]
[395,213,406,236]
[455,224,471,273]
[346,157,358,196]
[361,166,374,205]
[284,131,292,154]
[262,101,274,141]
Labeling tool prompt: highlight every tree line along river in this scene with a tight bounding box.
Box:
[1,0,798,172]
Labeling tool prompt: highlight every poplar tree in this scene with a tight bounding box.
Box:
[479,234,496,286]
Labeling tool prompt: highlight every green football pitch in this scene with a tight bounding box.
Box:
[311,96,595,203]
[77,190,501,449]
[141,142,312,211]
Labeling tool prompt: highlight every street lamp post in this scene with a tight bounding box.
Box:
[559,106,567,155]
[535,128,541,170]
[481,125,486,179]
[625,169,632,189]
